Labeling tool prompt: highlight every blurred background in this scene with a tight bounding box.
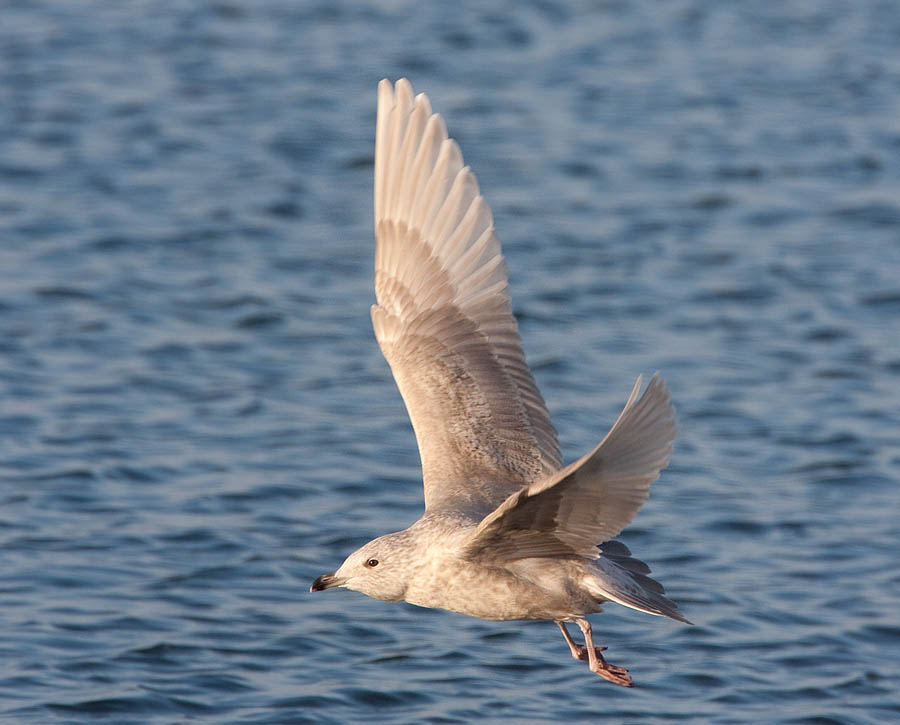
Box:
[1,1,898,722]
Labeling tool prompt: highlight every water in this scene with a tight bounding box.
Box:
[1,1,899,722]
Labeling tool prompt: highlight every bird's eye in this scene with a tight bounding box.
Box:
[365,558,379,568]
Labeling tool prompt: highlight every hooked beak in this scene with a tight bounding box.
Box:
[310,572,341,592]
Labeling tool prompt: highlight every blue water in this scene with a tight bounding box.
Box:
[2,1,899,722]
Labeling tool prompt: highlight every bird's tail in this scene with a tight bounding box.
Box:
[583,540,692,624]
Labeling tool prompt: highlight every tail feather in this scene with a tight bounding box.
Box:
[586,540,692,624]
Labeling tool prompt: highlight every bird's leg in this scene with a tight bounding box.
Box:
[557,621,600,660]
[572,618,633,687]
[555,621,611,663]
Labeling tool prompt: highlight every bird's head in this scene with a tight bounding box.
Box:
[310,531,414,603]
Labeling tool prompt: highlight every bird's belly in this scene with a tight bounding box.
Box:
[403,560,588,621]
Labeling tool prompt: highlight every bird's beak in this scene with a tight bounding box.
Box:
[310,572,340,592]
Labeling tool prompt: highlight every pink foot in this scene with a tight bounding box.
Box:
[556,621,634,687]
[572,645,633,687]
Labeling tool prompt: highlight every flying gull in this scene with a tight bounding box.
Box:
[311,78,690,686]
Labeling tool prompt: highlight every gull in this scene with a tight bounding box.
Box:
[311,78,690,687]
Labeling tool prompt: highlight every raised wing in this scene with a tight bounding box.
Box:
[461,374,676,560]
[371,78,561,514]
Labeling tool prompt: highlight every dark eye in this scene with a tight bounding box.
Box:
[365,558,379,568]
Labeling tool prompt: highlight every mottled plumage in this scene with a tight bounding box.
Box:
[311,79,690,686]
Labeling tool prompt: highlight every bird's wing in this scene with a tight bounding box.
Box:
[461,374,675,560]
[372,78,561,514]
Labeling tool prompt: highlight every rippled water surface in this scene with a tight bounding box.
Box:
[2,1,899,723]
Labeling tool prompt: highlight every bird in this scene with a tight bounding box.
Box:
[311,78,690,687]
